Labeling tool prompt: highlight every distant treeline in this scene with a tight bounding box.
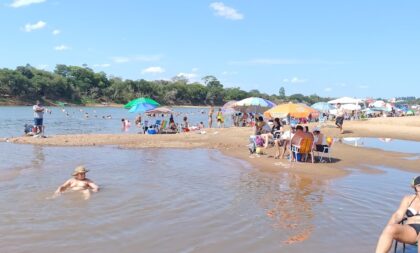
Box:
[2,64,413,106]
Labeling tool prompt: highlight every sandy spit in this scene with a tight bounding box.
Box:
[5,116,420,179]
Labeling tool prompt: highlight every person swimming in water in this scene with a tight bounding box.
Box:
[54,166,99,200]
[376,176,420,252]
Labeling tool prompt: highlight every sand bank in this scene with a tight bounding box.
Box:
[5,116,420,179]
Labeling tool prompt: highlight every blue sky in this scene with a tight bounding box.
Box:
[1,0,419,98]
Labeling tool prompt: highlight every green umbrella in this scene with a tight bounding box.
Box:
[124,97,160,109]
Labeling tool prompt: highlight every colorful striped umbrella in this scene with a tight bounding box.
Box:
[234,97,276,114]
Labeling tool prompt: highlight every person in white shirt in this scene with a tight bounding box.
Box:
[33,100,45,134]
[335,103,345,134]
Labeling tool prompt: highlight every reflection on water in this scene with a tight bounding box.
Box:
[237,171,325,244]
[340,137,420,154]
[0,143,418,252]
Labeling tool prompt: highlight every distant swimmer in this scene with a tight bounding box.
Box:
[53,166,99,200]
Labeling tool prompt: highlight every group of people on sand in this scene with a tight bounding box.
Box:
[252,115,332,162]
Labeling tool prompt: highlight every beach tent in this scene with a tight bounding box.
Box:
[263,103,319,118]
[371,100,386,108]
[328,97,363,104]
[311,102,333,113]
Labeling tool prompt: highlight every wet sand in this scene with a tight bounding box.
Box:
[5,116,420,179]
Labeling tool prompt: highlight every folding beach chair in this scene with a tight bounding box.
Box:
[315,137,334,163]
[290,137,314,163]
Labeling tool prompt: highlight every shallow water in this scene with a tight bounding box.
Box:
[0,106,233,138]
[340,137,420,155]
[0,143,417,252]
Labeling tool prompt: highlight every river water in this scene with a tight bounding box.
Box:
[0,106,232,138]
[0,142,417,253]
[1,106,418,252]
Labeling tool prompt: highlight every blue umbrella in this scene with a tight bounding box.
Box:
[311,102,333,113]
[129,102,159,113]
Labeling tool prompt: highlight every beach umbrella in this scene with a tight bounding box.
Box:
[221,100,238,114]
[126,97,160,113]
[311,102,333,113]
[124,97,159,109]
[234,97,276,114]
[145,106,173,114]
[406,110,415,116]
[264,103,319,118]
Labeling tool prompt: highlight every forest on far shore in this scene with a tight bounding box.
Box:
[1,64,417,106]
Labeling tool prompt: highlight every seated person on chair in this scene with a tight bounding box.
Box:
[255,116,270,135]
[313,127,329,152]
[376,176,420,253]
[289,125,311,161]
[275,125,296,159]
[261,117,283,148]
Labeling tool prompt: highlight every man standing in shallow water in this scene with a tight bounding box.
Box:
[54,166,99,200]
[33,100,45,135]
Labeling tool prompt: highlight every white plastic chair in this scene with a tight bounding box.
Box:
[316,138,333,162]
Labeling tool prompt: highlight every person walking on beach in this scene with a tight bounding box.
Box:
[54,166,99,200]
[376,176,420,253]
[335,103,344,134]
[208,106,214,128]
[33,100,45,135]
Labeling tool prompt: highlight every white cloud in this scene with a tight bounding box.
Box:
[23,20,46,32]
[283,77,307,84]
[142,66,165,74]
[93,63,111,68]
[177,72,197,80]
[359,85,369,89]
[210,2,244,20]
[324,87,332,92]
[229,58,346,65]
[10,0,46,8]
[54,45,70,51]
[111,55,162,64]
[52,29,60,35]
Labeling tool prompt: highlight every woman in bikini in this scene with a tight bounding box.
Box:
[376,176,420,253]
[54,166,99,200]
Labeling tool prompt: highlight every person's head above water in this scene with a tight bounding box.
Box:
[72,165,89,178]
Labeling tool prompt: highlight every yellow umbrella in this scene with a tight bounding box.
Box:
[263,103,319,118]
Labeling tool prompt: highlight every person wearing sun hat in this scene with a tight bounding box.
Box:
[54,165,99,200]
[376,176,420,252]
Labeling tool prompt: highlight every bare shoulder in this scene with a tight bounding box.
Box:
[402,194,416,203]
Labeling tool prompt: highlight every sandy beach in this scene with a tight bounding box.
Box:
[5,116,420,179]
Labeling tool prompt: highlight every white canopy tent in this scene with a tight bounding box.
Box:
[328,97,364,104]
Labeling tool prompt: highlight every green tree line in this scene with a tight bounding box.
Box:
[0,64,334,106]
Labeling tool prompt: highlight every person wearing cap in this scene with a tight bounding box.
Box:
[54,166,99,200]
[376,176,420,252]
